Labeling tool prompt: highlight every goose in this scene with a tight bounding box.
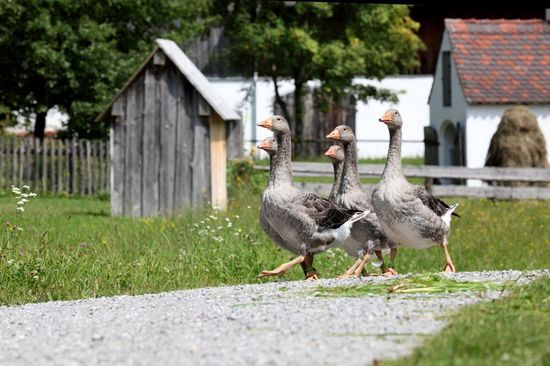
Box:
[371,109,460,272]
[327,126,398,277]
[257,136,317,279]
[324,144,345,202]
[257,116,368,279]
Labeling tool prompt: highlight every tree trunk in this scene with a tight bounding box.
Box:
[272,74,291,122]
[34,111,47,139]
[293,80,304,156]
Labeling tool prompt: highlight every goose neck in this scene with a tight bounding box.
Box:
[382,127,404,181]
[270,131,293,186]
[329,161,343,201]
[341,140,362,190]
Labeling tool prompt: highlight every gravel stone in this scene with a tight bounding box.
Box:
[0,270,547,366]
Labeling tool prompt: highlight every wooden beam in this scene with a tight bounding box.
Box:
[153,50,165,67]
[198,96,210,117]
[209,111,227,210]
[255,163,550,182]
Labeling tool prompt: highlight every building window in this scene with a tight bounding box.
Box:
[442,51,451,107]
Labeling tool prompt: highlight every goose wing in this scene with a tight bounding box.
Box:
[297,193,360,229]
[413,186,460,218]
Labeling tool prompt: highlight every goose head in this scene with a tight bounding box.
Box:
[257,136,278,156]
[326,125,355,144]
[379,108,402,130]
[324,144,345,163]
[257,115,290,134]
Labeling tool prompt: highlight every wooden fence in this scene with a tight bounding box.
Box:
[254,162,550,200]
[0,137,110,195]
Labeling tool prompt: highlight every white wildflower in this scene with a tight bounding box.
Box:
[227,223,233,228]
[22,185,30,190]
[20,193,29,198]
[17,200,25,205]
[11,187,21,194]
[29,193,37,198]
[234,215,240,219]
[246,205,251,209]
[16,207,24,213]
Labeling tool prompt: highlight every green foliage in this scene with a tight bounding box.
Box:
[0,0,215,138]
[219,2,424,124]
[388,277,550,366]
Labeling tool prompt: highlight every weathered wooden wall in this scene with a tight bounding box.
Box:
[110,59,211,217]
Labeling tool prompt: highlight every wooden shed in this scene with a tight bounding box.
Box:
[96,39,241,216]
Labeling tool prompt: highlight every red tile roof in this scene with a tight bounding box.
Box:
[446,19,550,104]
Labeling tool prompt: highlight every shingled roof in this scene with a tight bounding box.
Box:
[446,18,550,104]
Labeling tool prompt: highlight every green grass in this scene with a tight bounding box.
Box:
[311,274,505,297]
[387,277,550,366]
[0,182,548,306]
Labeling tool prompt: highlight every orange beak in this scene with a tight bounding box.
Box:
[324,148,336,158]
[379,112,393,124]
[326,129,340,140]
[257,140,270,150]
[257,118,273,129]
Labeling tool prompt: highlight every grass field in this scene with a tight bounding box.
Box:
[0,170,549,305]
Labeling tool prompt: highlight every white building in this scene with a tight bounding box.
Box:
[209,75,433,159]
[429,19,550,181]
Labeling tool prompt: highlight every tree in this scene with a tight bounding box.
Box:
[0,0,215,139]
[218,2,424,153]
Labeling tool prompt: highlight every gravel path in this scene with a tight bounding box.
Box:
[0,270,547,366]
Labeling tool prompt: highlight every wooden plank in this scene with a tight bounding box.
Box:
[18,138,24,187]
[49,139,54,192]
[0,138,3,190]
[254,162,550,182]
[141,66,160,216]
[79,139,85,195]
[294,181,550,200]
[173,73,193,212]
[12,138,17,186]
[111,94,126,216]
[70,139,77,193]
[85,140,92,195]
[153,50,165,66]
[191,89,211,207]
[98,140,104,193]
[431,185,550,200]
[41,138,47,192]
[158,66,178,214]
[131,74,144,216]
[58,139,63,193]
[33,138,39,191]
[209,112,227,210]
[26,138,31,187]
[124,75,143,216]
[92,140,98,194]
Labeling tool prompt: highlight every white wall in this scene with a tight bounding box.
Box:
[465,105,550,168]
[7,106,68,135]
[429,31,468,166]
[354,75,432,158]
[210,75,433,159]
[209,77,294,157]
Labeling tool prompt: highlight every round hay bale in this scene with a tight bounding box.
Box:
[485,106,549,187]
